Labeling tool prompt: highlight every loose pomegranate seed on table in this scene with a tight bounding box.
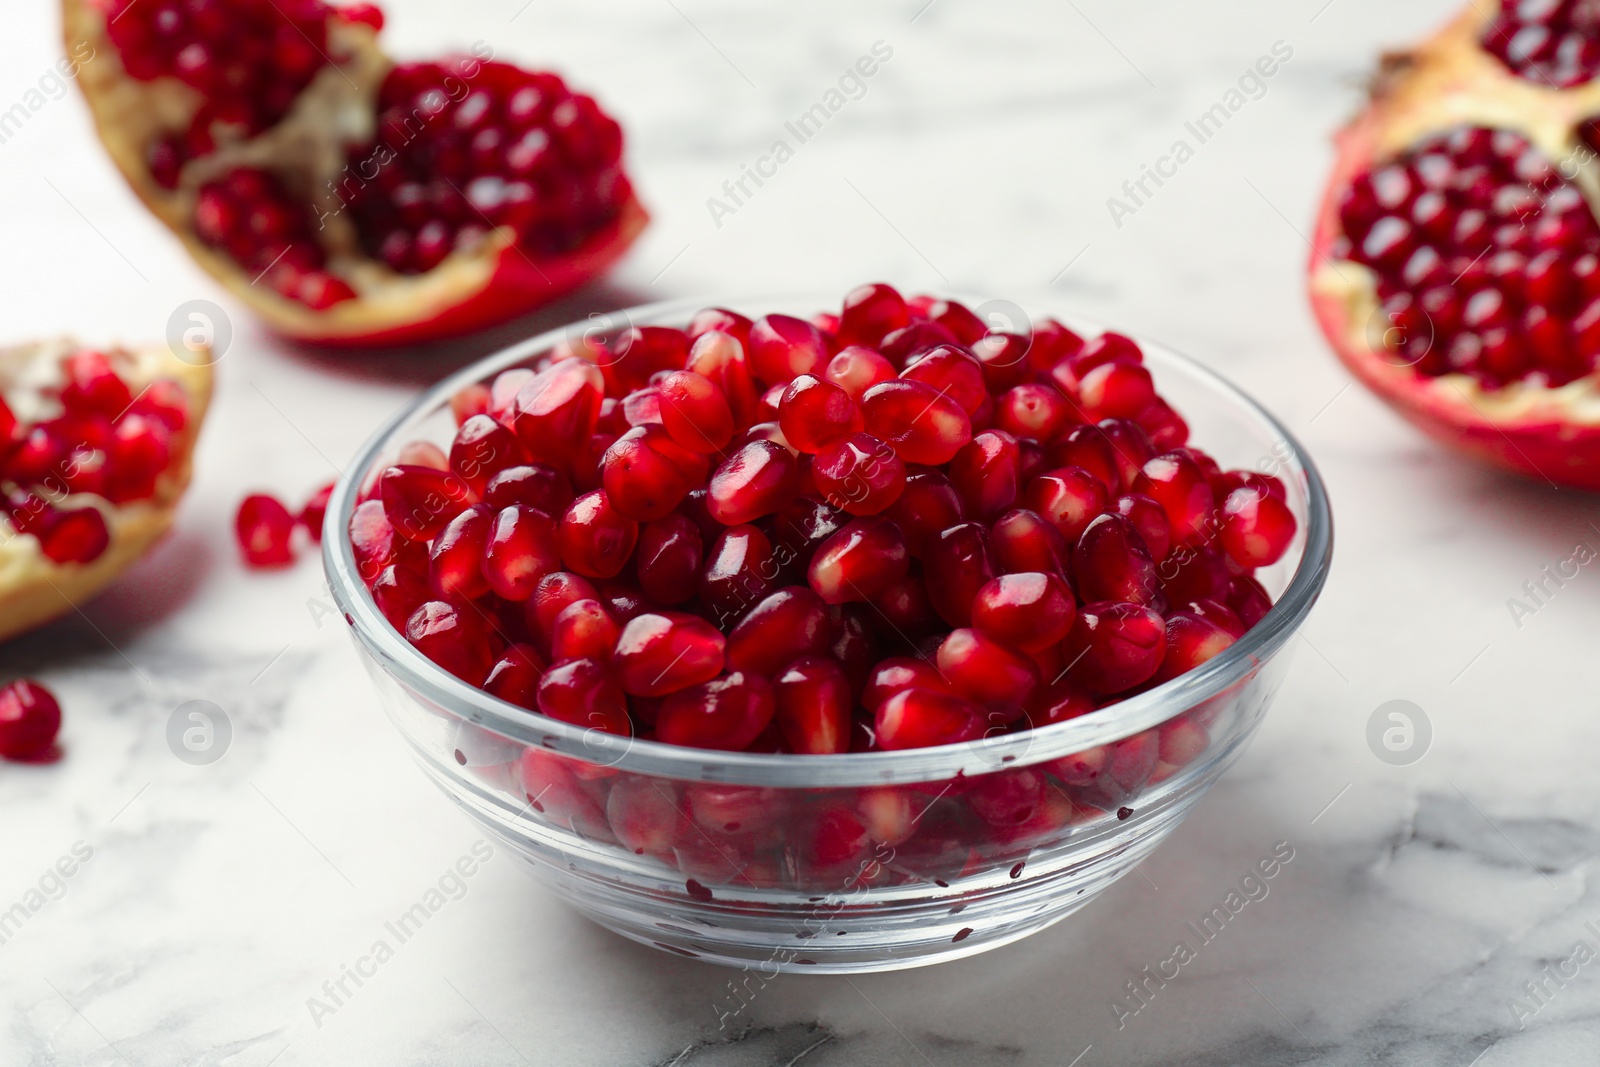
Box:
[349,285,1296,769]
[0,679,63,760]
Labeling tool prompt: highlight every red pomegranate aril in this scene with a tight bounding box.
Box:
[510,360,604,466]
[884,468,965,556]
[613,612,726,696]
[875,687,988,750]
[900,345,988,417]
[449,414,528,495]
[688,308,753,349]
[104,414,172,503]
[1097,419,1158,490]
[1153,612,1237,685]
[595,581,656,624]
[60,351,133,417]
[657,370,735,454]
[827,603,880,695]
[525,571,601,650]
[1114,493,1172,564]
[1185,597,1247,639]
[550,599,620,662]
[379,464,474,542]
[1063,601,1167,694]
[0,679,61,760]
[1052,424,1122,493]
[1028,465,1110,544]
[968,333,1033,392]
[838,283,911,347]
[557,490,638,578]
[429,504,493,600]
[995,383,1071,441]
[1220,486,1296,568]
[656,671,775,751]
[807,517,910,604]
[687,330,763,428]
[34,506,109,566]
[1135,452,1216,543]
[700,524,777,626]
[825,345,897,401]
[936,628,1038,716]
[601,425,692,521]
[236,494,297,567]
[1077,360,1156,420]
[406,600,494,684]
[483,464,573,515]
[1137,398,1189,449]
[811,432,906,516]
[1159,544,1231,605]
[748,314,829,386]
[372,562,432,630]
[605,777,688,859]
[725,586,832,676]
[1023,678,1095,730]
[990,508,1072,577]
[948,430,1021,520]
[297,481,335,543]
[860,379,972,466]
[878,320,958,367]
[971,572,1076,653]
[634,514,704,605]
[350,499,399,581]
[612,327,691,392]
[621,386,663,428]
[1228,575,1274,627]
[483,504,561,601]
[568,432,615,493]
[863,656,951,711]
[872,570,943,637]
[772,656,852,755]
[483,643,547,710]
[489,369,534,426]
[1075,513,1161,607]
[537,657,631,735]
[451,383,491,426]
[778,374,863,453]
[707,440,797,525]
[924,522,997,627]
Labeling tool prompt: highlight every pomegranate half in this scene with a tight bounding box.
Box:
[1309,2,1600,489]
[64,0,647,347]
[0,341,212,641]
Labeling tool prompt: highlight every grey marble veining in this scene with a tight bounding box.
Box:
[3,0,1599,1063]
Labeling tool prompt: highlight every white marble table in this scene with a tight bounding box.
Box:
[4,0,1597,1063]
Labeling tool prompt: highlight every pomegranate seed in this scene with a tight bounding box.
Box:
[1228,575,1273,627]
[777,374,863,453]
[1114,493,1171,563]
[995,382,1070,441]
[923,522,997,627]
[104,414,173,503]
[451,383,491,426]
[967,769,1045,827]
[449,414,528,495]
[397,440,449,470]
[546,597,618,663]
[936,628,1038,716]
[808,517,910,604]
[706,440,797,525]
[725,586,832,676]
[685,781,782,834]
[379,464,474,542]
[860,379,972,465]
[510,359,604,466]
[525,571,600,651]
[429,504,493,600]
[536,657,633,735]
[481,504,561,601]
[132,378,189,431]
[1062,601,1167,694]
[236,494,297,567]
[483,643,547,710]
[700,524,777,626]
[863,656,951,710]
[557,490,638,578]
[297,481,335,543]
[60,351,133,417]
[349,499,399,581]
[656,671,775,751]
[657,370,735,454]
[635,514,704,605]
[947,430,1021,520]
[1159,544,1231,605]
[1153,612,1237,685]
[1077,360,1156,419]
[1135,452,1217,543]
[1027,318,1086,373]
[406,600,494,683]
[601,425,692,521]
[1220,487,1296,568]
[606,776,689,858]
[1075,513,1161,606]
[872,570,942,636]
[972,572,1076,653]
[900,345,989,418]
[1024,678,1095,730]
[687,330,763,428]
[838,283,911,347]
[827,603,879,693]
[884,468,965,556]
[0,680,62,760]
[811,432,906,516]
[1051,424,1121,493]
[613,612,725,696]
[372,562,432,630]
[875,688,988,750]
[688,307,754,349]
[1185,597,1247,639]
[483,463,573,515]
[990,508,1071,577]
[825,345,897,401]
[748,314,829,385]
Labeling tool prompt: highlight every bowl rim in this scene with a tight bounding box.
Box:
[323,292,1334,787]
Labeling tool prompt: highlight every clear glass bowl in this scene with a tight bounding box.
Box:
[323,294,1333,973]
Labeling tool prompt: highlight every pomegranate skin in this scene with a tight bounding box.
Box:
[1307,9,1600,488]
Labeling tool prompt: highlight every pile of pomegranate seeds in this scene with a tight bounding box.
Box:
[341,61,632,270]
[194,169,356,310]
[0,679,62,760]
[1,350,189,565]
[1336,127,1600,388]
[350,285,1295,755]
[235,482,335,568]
[1483,0,1600,88]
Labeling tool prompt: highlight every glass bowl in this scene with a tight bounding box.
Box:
[323,294,1333,973]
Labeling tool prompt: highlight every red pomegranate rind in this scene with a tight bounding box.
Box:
[349,285,1291,763]
[1309,7,1600,488]
[65,0,648,346]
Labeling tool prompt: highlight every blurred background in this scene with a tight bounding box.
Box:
[5,0,1599,1064]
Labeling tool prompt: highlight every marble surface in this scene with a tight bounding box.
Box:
[3,0,1599,1064]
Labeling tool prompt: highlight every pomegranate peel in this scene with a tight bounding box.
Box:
[0,340,212,642]
[1309,6,1600,488]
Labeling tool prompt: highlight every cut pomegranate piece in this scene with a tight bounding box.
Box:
[1310,12,1600,486]
[0,680,63,760]
[0,341,211,642]
[68,1,648,344]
